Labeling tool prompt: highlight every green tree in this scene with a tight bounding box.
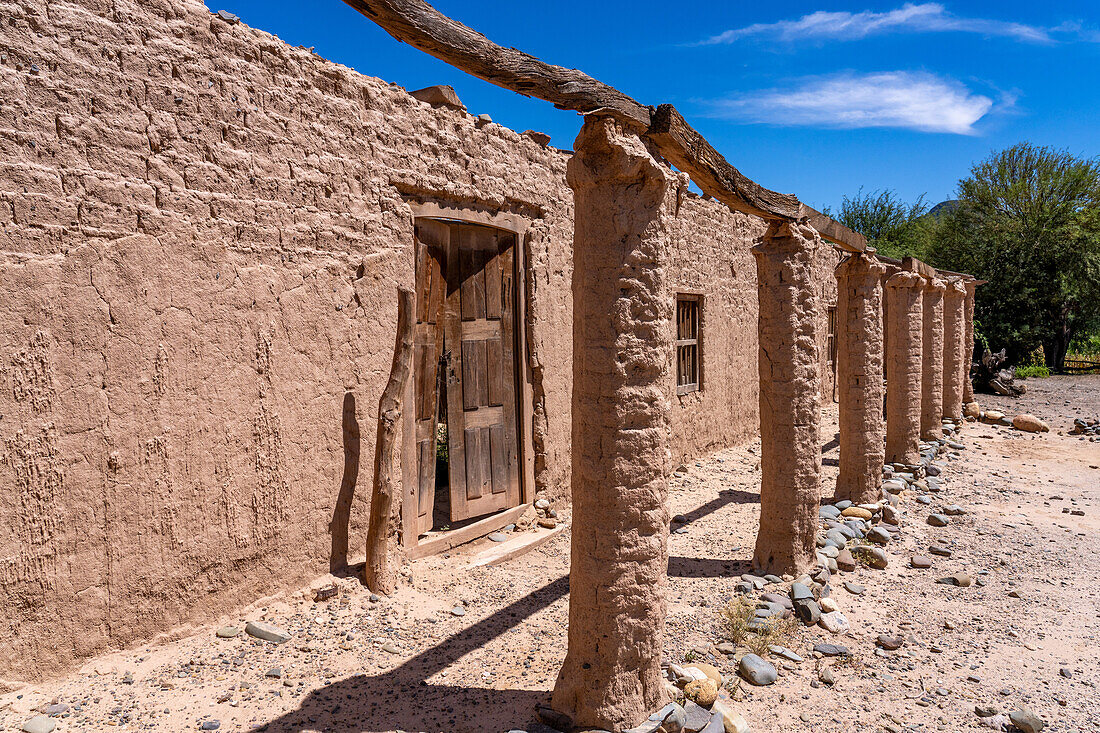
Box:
[929,143,1100,370]
[830,188,937,260]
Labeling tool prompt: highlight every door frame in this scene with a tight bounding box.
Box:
[399,200,536,554]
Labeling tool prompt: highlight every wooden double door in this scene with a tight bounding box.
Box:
[412,218,522,535]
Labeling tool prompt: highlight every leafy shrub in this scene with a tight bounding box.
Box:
[1015,365,1051,378]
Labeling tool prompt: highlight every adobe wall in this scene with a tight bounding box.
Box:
[0,0,580,681]
[0,0,843,680]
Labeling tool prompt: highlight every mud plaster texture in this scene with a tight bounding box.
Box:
[835,254,885,504]
[884,271,924,465]
[962,280,977,403]
[751,221,822,577]
[550,117,675,731]
[920,277,946,441]
[943,281,967,419]
[0,0,843,681]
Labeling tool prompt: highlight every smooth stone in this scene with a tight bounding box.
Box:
[793,598,821,625]
[534,498,550,509]
[819,596,839,613]
[265,667,283,678]
[911,555,933,568]
[882,480,908,494]
[488,532,508,542]
[681,701,712,732]
[790,582,813,601]
[929,545,953,557]
[877,634,904,650]
[843,581,865,595]
[44,704,68,716]
[245,621,291,644]
[835,548,857,572]
[1009,708,1045,733]
[819,544,839,559]
[451,605,467,616]
[865,546,888,569]
[867,527,891,545]
[711,700,751,733]
[216,626,240,638]
[820,505,842,519]
[916,495,933,505]
[21,717,56,733]
[937,573,973,587]
[841,506,872,519]
[818,667,835,686]
[819,610,849,634]
[927,514,950,527]
[813,643,849,657]
[760,592,793,610]
[737,654,777,686]
[835,500,853,510]
[974,705,1000,718]
[200,723,221,731]
[944,504,966,516]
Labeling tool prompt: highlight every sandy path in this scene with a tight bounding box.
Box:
[2,377,1097,733]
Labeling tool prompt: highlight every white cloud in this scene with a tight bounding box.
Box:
[700,3,1066,45]
[705,71,997,134]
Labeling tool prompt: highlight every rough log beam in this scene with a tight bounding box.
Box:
[340,0,867,252]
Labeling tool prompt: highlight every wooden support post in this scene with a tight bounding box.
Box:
[364,287,416,595]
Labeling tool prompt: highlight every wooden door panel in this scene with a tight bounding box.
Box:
[444,223,522,521]
[412,219,448,536]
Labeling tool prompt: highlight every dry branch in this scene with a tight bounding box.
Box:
[364,287,415,595]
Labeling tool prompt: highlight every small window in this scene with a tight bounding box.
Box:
[676,295,701,395]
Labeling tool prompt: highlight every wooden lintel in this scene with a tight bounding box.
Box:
[800,205,867,252]
[902,256,938,279]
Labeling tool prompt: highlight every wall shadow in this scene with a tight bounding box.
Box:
[330,391,361,572]
[677,487,758,530]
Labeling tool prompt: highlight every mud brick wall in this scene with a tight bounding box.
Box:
[0,0,843,680]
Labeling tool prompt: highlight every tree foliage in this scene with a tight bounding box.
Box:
[928,143,1100,370]
[830,188,937,260]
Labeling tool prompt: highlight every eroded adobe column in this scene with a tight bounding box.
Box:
[551,115,676,732]
[920,277,946,440]
[835,253,886,504]
[884,272,924,465]
[752,220,822,576]
[942,280,967,419]
[962,280,977,403]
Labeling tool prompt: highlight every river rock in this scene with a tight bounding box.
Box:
[737,654,777,686]
[684,678,719,706]
[911,555,933,568]
[245,620,291,644]
[1012,414,1049,433]
[813,643,849,657]
[819,611,849,634]
[877,634,904,650]
[21,717,56,733]
[711,699,751,733]
[841,506,872,519]
[927,514,950,527]
[867,526,891,545]
[1009,707,1045,733]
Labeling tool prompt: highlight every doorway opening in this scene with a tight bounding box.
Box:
[409,216,525,545]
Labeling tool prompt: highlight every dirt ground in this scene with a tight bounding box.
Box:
[2,376,1097,733]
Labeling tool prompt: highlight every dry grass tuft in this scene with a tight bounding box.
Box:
[719,597,797,656]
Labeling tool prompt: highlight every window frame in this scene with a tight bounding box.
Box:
[675,293,703,395]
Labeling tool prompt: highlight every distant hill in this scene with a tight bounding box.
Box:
[927,199,961,217]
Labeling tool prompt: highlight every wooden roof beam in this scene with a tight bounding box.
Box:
[341,0,866,251]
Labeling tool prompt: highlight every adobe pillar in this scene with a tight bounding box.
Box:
[835,253,886,504]
[920,277,946,440]
[962,279,977,403]
[943,280,967,419]
[752,220,822,576]
[884,271,924,465]
[551,116,676,732]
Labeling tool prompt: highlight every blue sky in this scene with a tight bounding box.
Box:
[218,1,1100,212]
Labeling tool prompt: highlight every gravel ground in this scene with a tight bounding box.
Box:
[2,376,1097,733]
